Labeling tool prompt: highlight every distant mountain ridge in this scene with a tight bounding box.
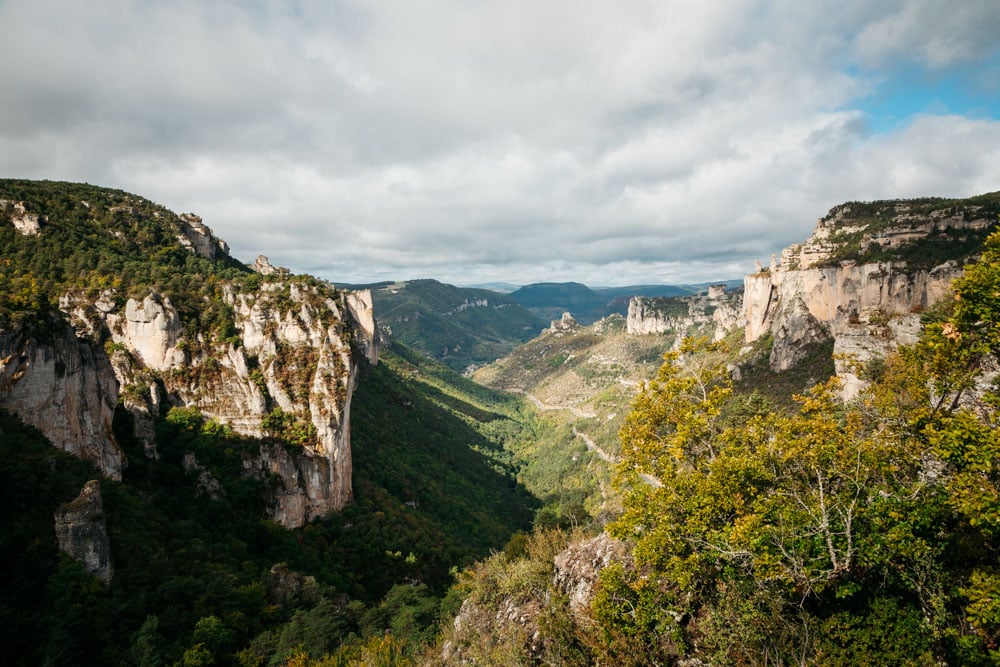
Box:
[509,279,743,324]
[345,278,547,373]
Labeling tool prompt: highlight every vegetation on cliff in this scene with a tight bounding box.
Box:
[812,191,1000,269]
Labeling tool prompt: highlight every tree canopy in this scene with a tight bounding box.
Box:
[602,231,1000,664]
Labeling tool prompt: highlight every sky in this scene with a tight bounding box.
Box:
[1,1,999,287]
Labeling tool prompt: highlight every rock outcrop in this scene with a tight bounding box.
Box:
[54,480,114,582]
[176,213,230,259]
[106,294,187,372]
[548,312,578,333]
[0,322,124,479]
[253,255,289,277]
[768,297,831,371]
[1,199,43,235]
[552,533,629,615]
[627,285,743,343]
[833,315,923,399]
[744,198,995,395]
[442,533,629,664]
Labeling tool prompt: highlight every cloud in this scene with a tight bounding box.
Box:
[854,0,1000,69]
[1,0,999,286]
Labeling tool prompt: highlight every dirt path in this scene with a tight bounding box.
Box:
[571,426,617,464]
[523,393,596,419]
[572,428,662,488]
[521,392,663,488]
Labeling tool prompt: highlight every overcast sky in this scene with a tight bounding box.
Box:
[2,1,999,287]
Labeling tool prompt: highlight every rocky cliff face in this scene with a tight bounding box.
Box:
[54,480,114,582]
[0,321,124,479]
[627,284,743,343]
[744,197,995,396]
[442,534,628,664]
[89,280,376,526]
[0,193,379,528]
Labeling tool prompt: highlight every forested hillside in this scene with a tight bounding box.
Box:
[0,180,544,664]
[357,279,546,373]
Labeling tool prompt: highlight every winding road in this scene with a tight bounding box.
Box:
[520,392,664,488]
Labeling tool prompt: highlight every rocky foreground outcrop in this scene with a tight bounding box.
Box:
[442,534,628,664]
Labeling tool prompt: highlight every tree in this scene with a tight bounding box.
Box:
[605,228,1000,664]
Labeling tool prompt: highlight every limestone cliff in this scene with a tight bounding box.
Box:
[54,480,114,582]
[0,184,379,529]
[0,321,124,479]
[79,280,377,527]
[177,212,230,260]
[1,199,43,235]
[627,284,743,343]
[744,196,997,396]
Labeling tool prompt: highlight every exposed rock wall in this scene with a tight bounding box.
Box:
[105,294,187,372]
[177,213,230,259]
[243,444,337,529]
[744,261,962,346]
[743,200,988,391]
[3,278,378,528]
[107,280,374,525]
[626,297,678,336]
[346,289,379,365]
[627,285,743,342]
[54,480,114,582]
[744,258,963,380]
[0,322,124,479]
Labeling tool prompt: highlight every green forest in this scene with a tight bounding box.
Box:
[358,279,546,373]
[0,338,556,665]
